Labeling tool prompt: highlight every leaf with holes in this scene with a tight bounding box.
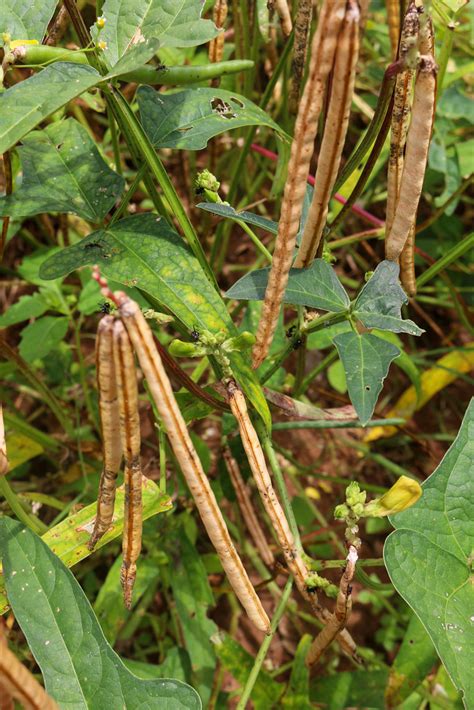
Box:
[138,86,284,150]
[226,259,350,313]
[384,399,474,707]
[333,332,400,425]
[0,63,103,154]
[0,118,124,221]
[0,517,201,709]
[38,213,271,429]
[95,0,219,65]
[0,0,57,44]
[352,261,424,336]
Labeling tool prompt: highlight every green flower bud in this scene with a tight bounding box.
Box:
[222,331,256,353]
[334,503,349,519]
[195,169,220,194]
[169,339,201,358]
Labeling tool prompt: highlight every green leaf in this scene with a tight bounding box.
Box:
[0,292,48,326]
[226,259,350,313]
[138,86,283,150]
[384,399,474,706]
[311,670,388,708]
[96,0,219,65]
[333,332,400,425]
[214,633,284,709]
[0,517,201,709]
[94,556,159,644]
[352,261,424,336]
[0,0,57,44]
[39,214,270,429]
[0,118,124,221]
[386,614,438,706]
[197,202,278,235]
[105,38,161,78]
[282,634,312,709]
[0,479,171,614]
[169,529,217,706]
[19,315,68,362]
[0,63,102,154]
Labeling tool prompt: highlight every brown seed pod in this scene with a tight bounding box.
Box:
[289,0,313,114]
[386,43,437,260]
[208,0,228,65]
[252,0,347,368]
[386,0,401,58]
[88,316,122,550]
[0,629,59,710]
[400,224,416,295]
[117,295,271,633]
[223,447,275,568]
[294,0,360,267]
[113,319,143,610]
[274,0,293,37]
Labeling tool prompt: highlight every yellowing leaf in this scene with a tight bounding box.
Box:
[365,345,474,442]
[5,431,43,470]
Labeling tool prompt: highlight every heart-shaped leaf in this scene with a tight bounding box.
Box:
[0,118,124,221]
[226,259,350,313]
[138,86,284,150]
[0,517,201,709]
[352,261,424,336]
[384,399,474,706]
[0,63,102,154]
[96,0,219,65]
[0,0,57,44]
[0,478,172,614]
[333,332,400,425]
[39,214,270,429]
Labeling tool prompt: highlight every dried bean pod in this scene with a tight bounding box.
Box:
[294,0,360,267]
[88,316,122,550]
[252,0,346,368]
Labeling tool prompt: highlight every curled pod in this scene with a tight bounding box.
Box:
[117,295,271,634]
[252,0,347,368]
[88,316,122,550]
[113,319,143,610]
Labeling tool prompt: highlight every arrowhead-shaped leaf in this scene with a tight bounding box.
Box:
[0,517,201,709]
[96,0,219,65]
[226,259,350,313]
[0,63,103,154]
[39,214,270,429]
[0,118,124,221]
[333,332,400,424]
[352,261,424,336]
[138,86,283,150]
[384,399,474,706]
[0,0,57,44]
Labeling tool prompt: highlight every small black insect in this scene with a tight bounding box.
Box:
[195,185,205,196]
[99,301,112,315]
[85,241,103,250]
[190,326,200,342]
[286,325,297,339]
[292,338,303,350]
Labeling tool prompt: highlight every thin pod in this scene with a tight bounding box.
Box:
[88,316,122,550]
[289,0,313,114]
[116,295,271,634]
[386,0,401,59]
[208,0,228,69]
[113,319,143,609]
[294,0,360,267]
[385,1,419,241]
[252,0,346,368]
[274,0,293,37]
[386,21,437,261]
[223,447,275,568]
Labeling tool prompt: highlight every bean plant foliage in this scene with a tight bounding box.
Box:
[0,0,472,708]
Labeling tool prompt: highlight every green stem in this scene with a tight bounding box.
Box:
[0,477,45,534]
[235,577,293,710]
[107,104,122,175]
[416,231,474,288]
[109,165,147,227]
[257,422,303,556]
[159,427,167,494]
[237,219,272,262]
[272,417,405,430]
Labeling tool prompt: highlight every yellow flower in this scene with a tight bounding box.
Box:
[365,476,422,517]
[96,16,106,28]
[97,40,108,51]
